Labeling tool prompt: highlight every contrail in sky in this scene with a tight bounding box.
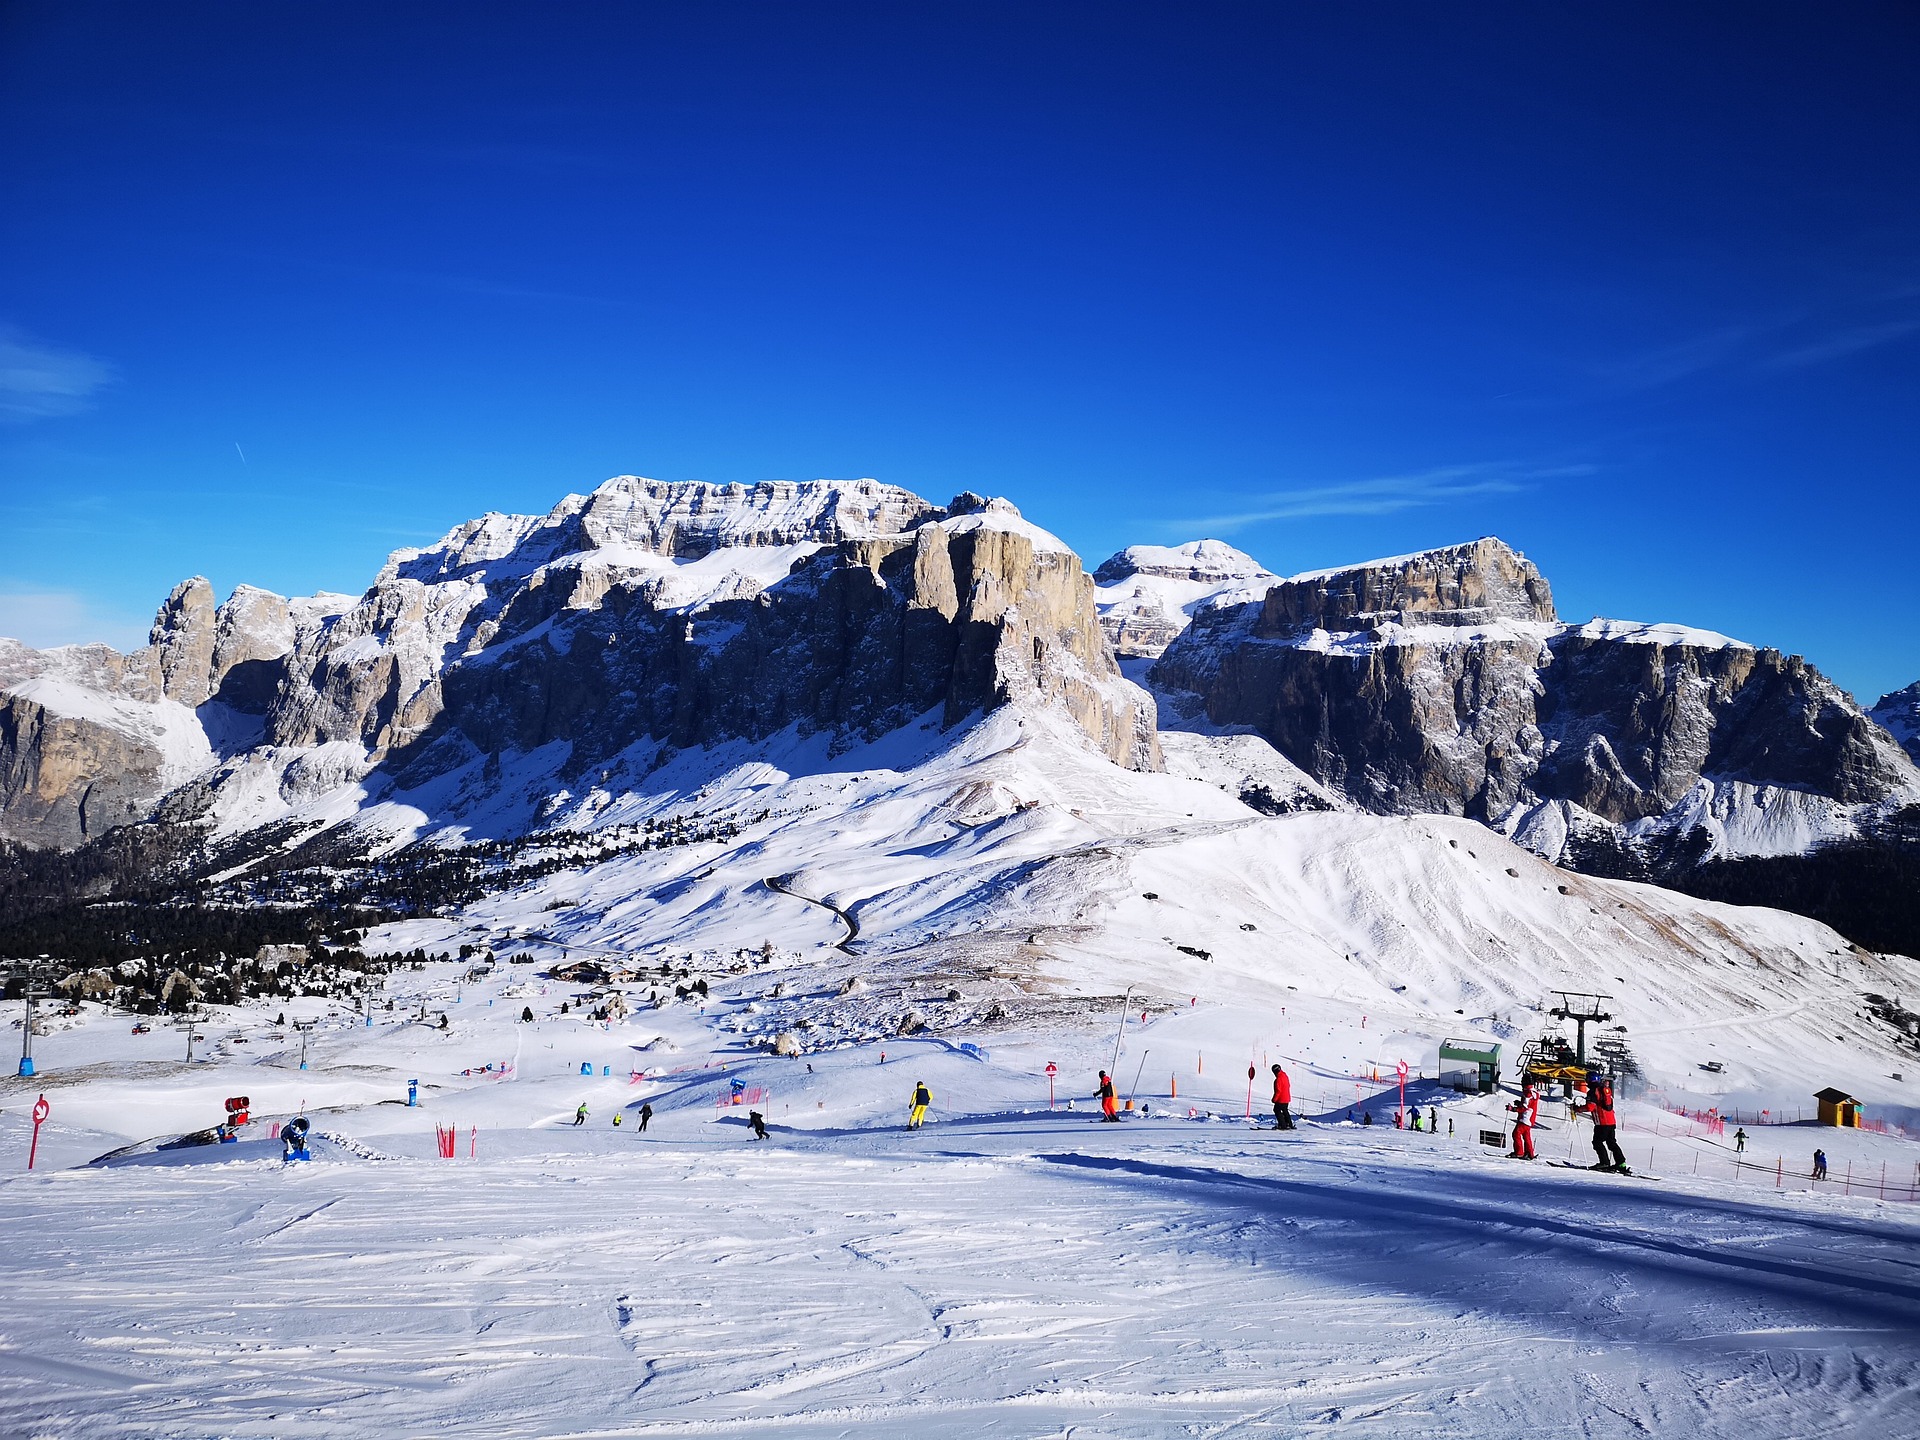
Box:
[235,442,247,464]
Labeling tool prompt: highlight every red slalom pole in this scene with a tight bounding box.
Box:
[1245,1064,1255,1119]
[28,1094,49,1170]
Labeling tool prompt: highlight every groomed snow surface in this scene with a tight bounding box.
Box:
[4,994,1920,1439]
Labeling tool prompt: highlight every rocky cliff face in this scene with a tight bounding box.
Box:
[1150,538,1920,851]
[1872,683,1920,766]
[0,477,1155,848]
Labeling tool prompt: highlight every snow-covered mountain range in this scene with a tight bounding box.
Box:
[3,475,1917,970]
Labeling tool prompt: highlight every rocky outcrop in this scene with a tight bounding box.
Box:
[1872,683,1920,766]
[0,582,350,847]
[1151,538,1920,839]
[0,478,1157,849]
[369,486,1158,776]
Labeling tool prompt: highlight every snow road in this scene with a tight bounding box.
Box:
[3,1118,1916,1439]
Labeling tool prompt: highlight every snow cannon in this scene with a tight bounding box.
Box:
[224,1095,251,1127]
[282,1116,312,1162]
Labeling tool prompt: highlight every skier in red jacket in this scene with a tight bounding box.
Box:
[1097,1071,1118,1122]
[1508,1082,1538,1159]
[1271,1064,1293,1130]
[1584,1073,1627,1171]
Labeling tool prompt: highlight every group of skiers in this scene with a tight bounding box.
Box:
[1507,1073,1628,1172]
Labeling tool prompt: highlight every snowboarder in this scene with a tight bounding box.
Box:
[1734,1127,1747,1154]
[1362,1110,1373,1126]
[749,1110,769,1140]
[1270,1064,1293,1130]
[908,1081,932,1129]
[1813,1148,1828,1180]
[1509,1082,1539,1160]
[1583,1073,1627,1171]
[639,1102,653,1133]
[1097,1071,1118,1122]
[573,1103,588,1127]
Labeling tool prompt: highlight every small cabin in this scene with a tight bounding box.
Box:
[1439,1039,1501,1095]
[1814,1087,1862,1127]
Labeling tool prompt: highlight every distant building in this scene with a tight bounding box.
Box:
[1439,1039,1501,1094]
[1814,1087,1862,1127]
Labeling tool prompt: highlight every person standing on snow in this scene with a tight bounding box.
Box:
[1583,1074,1627,1171]
[573,1102,588,1127]
[1813,1148,1828,1180]
[1509,1082,1539,1159]
[1270,1064,1293,1130]
[1097,1071,1118,1122]
[908,1081,932,1129]
[638,1102,653,1133]
[1427,1106,1438,1134]
[1734,1127,1747,1154]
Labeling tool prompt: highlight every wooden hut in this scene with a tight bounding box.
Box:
[1814,1087,1862,1127]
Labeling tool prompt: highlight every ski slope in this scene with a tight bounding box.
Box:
[5,706,1920,1435]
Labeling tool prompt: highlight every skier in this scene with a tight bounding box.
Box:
[573,1102,588,1127]
[1270,1064,1293,1130]
[908,1080,932,1129]
[638,1102,653,1133]
[1508,1082,1539,1159]
[749,1110,769,1141]
[1583,1072,1627,1172]
[612,1112,622,1127]
[521,1006,534,1023]
[1428,1106,1438,1134]
[1409,1109,1422,1132]
[1734,1127,1747,1154]
[1813,1148,1828,1180]
[1097,1071,1118,1122]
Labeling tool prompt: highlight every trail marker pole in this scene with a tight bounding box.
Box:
[1045,1061,1057,1110]
[1245,1064,1255,1119]
[1396,1059,1408,1128]
[27,1094,48,1169]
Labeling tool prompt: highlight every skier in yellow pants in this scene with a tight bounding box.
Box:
[908,1080,932,1129]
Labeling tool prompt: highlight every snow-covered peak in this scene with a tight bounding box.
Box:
[1094,539,1278,589]
[385,477,942,586]
[933,494,1071,555]
[1093,540,1280,659]
[1564,618,1752,650]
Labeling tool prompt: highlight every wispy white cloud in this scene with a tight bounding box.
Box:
[1176,462,1589,534]
[0,589,150,652]
[1599,288,1920,393]
[0,325,115,422]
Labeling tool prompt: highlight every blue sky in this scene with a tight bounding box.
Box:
[2,3,1916,700]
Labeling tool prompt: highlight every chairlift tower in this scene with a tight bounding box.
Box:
[5,958,60,1077]
[1548,991,1614,1069]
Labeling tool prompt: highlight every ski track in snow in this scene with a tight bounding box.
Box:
[2,1122,1918,1438]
